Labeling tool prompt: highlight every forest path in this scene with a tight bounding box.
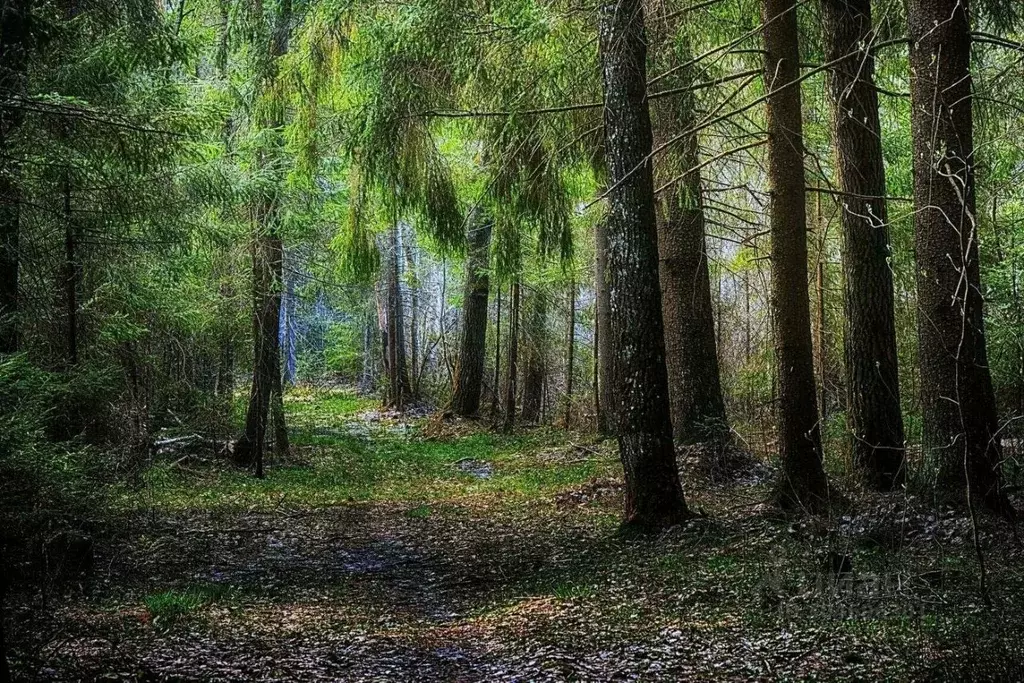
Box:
[11,389,1024,681]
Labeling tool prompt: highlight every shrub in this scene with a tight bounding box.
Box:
[0,354,108,552]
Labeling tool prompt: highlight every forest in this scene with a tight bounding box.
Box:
[3,0,1024,679]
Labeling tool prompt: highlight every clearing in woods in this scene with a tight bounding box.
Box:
[12,389,1024,681]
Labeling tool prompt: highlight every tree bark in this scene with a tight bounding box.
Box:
[907,0,1009,513]
[236,210,283,475]
[491,283,502,418]
[821,0,905,490]
[650,44,729,446]
[761,0,829,509]
[502,278,520,433]
[403,222,420,396]
[564,279,576,428]
[0,174,18,356]
[236,0,292,472]
[520,286,547,424]
[63,170,78,367]
[382,222,412,408]
[236,222,275,475]
[449,217,492,416]
[594,217,615,436]
[815,243,826,422]
[599,0,689,529]
[0,0,30,356]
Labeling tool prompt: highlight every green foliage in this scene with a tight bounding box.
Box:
[134,389,613,511]
[144,583,233,627]
[0,355,107,535]
[323,321,364,378]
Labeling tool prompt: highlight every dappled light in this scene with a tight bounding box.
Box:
[4,0,1024,680]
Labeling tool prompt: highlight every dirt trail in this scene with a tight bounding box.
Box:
[9,408,1024,681]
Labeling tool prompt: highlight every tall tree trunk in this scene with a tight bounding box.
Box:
[269,238,288,457]
[815,234,827,422]
[821,0,905,490]
[361,307,377,392]
[502,278,520,433]
[592,309,600,430]
[403,223,420,396]
[383,222,412,408]
[236,0,292,471]
[564,279,576,428]
[599,0,689,529]
[594,218,615,436]
[650,43,729,446]
[0,175,18,356]
[236,221,276,475]
[491,284,502,417]
[907,0,1009,512]
[236,209,289,472]
[449,217,492,416]
[520,287,547,424]
[761,0,829,509]
[0,0,30,356]
[63,170,78,367]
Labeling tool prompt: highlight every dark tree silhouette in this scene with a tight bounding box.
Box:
[0,0,31,355]
[236,0,293,473]
[381,221,413,409]
[520,286,547,424]
[502,278,520,433]
[449,217,492,416]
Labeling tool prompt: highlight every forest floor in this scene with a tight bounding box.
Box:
[9,388,1024,681]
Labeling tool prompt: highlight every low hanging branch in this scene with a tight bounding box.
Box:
[648,68,762,101]
[647,0,809,88]
[653,139,767,196]
[0,95,185,137]
[583,72,760,210]
[586,34,909,211]
[972,32,1024,53]
[411,68,764,120]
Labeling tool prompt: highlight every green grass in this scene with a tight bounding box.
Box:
[285,388,378,427]
[406,504,432,518]
[144,583,233,626]
[132,388,617,512]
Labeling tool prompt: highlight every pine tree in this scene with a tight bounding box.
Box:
[907,0,1010,512]
[0,0,32,355]
[520,285,548,424]
[821,0,905,490]
[594,217,615,437]
[761,0,829,509]
[236,0,294,472]
[650,35,729,446]
[599,0,689,528]
[449,216,492,416]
